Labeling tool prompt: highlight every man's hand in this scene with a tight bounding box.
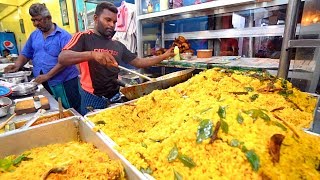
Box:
[161,47,175,60]
[91,51,118,67]
[4,65,19,73]
[34,74,50,84]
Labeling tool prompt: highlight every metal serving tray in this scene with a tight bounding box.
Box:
[0,116,146,180]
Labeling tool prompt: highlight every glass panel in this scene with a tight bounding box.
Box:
[291,0,320,93]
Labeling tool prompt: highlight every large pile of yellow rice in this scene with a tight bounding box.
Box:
[0,141,125,179]
[90,68,320,179]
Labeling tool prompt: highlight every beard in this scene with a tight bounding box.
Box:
[97,21,115,39]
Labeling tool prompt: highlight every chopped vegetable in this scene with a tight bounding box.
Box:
[140,167,153,175]
[141,142,148,148]
[218,106,226,119]
[220,119,229,134]
[250,94,259,101]
[245,150,260,172]
[273,121,287,131]
[96,120,106,125]
[237,113,244,124]
[168,145,179,162]
[196,119,213,143]
[173,169,183,180]
[230,139,240,147]
[244,109,270,122]
[0,153,31,172]
[200,107,213,114]
[178,154,196,168]
[244,87,254,92]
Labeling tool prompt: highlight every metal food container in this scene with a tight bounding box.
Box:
[120,68,194,100]
[0,116,146,180]
[11,82,38,96]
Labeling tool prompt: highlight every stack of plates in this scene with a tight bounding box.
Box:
[0,86,12,97]
[11,82,38,96]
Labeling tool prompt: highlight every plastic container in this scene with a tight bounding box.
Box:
[197,49,213,58]
[160,0,169,11]
[174,46,180,60]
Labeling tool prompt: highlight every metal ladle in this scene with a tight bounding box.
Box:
[118,65,156,82]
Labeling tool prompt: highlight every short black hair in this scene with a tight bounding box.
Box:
[95,2,118,16]
[29,3,51,18]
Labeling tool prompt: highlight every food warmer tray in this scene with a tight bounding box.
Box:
[0,116,147,180]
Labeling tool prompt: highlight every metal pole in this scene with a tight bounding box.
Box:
[136,1,143,57]
[248,10,254,58]
[278,0,301,79]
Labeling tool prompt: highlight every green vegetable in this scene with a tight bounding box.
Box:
[230,139,240,147]
[0,158,12,171]
[178,154,196,168]
[174,169,183,180]
[273,121,287,131]
[244,87,254,92]
[281,79,287,89]
[141,142,148,148]
[241,145,248,152]
[168,145,179,162]
[140,167,153,174]
[245,150,260,172]
[250,94,259,101]
[244,109,270,122]
[201,107,213,114]
[0,153,31,172]
[220,119,229,134]
[218,106,226,119]
[12,153,31,166]
[259,112,270,122]
[237,113,244,124]
[196,119,213,143]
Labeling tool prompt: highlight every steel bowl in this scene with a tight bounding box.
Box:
[11,82,38,96]
[0,97,12,117]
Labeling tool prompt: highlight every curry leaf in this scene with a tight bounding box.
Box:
[220,119,229,134]
[178,154,196,168]
[244,87,254,92]
[12,153,31,166]
[168,145,179,162]
[259,112,270,122]
[230,139,240,147]
[250,94,259,101]
[241,145,248,153]
[244,109,260,121]
[201,107,213,114]
[273,121,287,131]
[173,169,183,180]
[237,113,244,124]
[245,150,260,172]
[218,106,226,119]
[196,119,213,143]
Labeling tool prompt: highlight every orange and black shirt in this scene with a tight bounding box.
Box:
[63,30,137,98]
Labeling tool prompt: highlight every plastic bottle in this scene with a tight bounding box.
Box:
[155,34,161,51]
[174,46,180,61]
[160,0,169,11]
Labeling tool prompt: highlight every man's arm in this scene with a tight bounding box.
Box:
[129,47,174,68]
[4,55,29,73]
[59,50,118,67]
[34,62,65,84]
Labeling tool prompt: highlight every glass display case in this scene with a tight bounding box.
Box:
[136,0,320,93]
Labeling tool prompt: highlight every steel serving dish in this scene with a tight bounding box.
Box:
[120,68,194,100]
[0,97,12,117]
[11,82,38,96]
[0,116,146,180]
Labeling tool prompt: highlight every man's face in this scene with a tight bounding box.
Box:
[31,15,52,32]
[94,9,117,39]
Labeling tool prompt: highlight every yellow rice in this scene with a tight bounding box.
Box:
[0,141,125,179]
[90,69,320,179]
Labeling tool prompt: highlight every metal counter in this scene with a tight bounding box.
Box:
[0,84,79,124]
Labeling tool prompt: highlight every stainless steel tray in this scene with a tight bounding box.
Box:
[0,116,146,180]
